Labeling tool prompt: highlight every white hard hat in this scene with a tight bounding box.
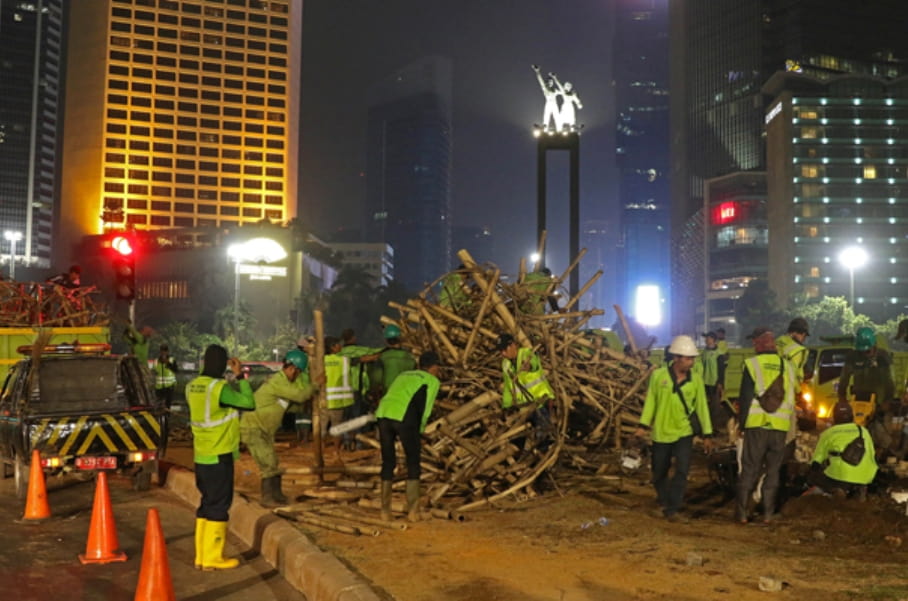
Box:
[668,335,699,357]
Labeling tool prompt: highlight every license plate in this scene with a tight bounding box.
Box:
[75,456,117,470]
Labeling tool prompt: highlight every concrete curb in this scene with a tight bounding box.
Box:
[163,466,384,601]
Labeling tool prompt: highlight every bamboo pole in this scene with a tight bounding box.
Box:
[457,249,530,348]
[613,304,638,354]
[311,309,326,480]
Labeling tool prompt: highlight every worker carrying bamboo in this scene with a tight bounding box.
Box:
[240,349,323,507]
[375,351,442,522]
[186,344,255,570]
[806,401,877,499]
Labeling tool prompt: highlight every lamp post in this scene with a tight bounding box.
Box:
[4,231,22,280]
[838,246,868,309]
[227,243,244,355]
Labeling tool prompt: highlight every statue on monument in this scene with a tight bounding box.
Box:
[532,64,582,133]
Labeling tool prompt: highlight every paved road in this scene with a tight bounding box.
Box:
[0,469,306,601]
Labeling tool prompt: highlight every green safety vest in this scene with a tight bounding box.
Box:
[324,353,354,409]
[743,354,796,432]
[242,369,315,436]
[775,334,808,383]
[375,369,440,433]
[811,422,878,485]
[439,272,470,311]
[699,347,720,386]
[186,375,247,463]
[153,359,177,389]
[501,347,554,409]
[380,347,416,391]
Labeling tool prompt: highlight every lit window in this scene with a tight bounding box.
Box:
[863,166,877,179]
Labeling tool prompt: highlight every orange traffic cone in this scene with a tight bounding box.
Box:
[78,471,127,564]
[22,449,51,520]
[133,508,175,601]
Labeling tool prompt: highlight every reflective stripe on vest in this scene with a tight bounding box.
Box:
[277,398,289,409]
[325,355,354,406]
[190,379,239,429]
[154,362,177,388]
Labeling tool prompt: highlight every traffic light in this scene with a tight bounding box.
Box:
[111,235,136,300]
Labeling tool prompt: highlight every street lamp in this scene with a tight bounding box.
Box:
[4,231,22,280]
[227,238,288,354]
[838,246,868,308]
[227,243,244,355]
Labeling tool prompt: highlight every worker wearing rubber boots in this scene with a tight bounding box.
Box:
[375,351,442,522]
[187,345,255,570]
[241,349,321,507]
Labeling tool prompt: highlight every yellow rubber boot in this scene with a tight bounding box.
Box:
[194,518,206,569]
[202,520,240,570]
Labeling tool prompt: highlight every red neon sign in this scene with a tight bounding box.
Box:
[713,201,738,225]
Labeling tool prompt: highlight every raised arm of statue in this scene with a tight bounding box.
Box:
[532,65,550,96]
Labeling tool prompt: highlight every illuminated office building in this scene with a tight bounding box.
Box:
[58,0,301,265]
[0,0,65,270]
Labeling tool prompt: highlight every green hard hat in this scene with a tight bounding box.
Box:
[855,327,876,351]
[384,324,402,339]
[284,349,309,370]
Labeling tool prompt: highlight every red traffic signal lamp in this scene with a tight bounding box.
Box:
[110,234,136,301]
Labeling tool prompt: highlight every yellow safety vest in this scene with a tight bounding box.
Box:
[154,359,177,389]
[324,353,354,410]
[743,354,796,432]
[186,376,239,463]
[501,347,554,409]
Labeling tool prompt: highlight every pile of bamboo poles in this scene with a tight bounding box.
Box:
[0,281,105,327]
[360,246,654,513]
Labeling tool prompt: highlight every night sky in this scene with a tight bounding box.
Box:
[298,0,618,275]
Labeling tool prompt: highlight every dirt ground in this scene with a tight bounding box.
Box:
[166,436,908,601]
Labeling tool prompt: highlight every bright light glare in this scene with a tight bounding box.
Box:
[529,252,541,264]
[111,235,133,256]
[228,237,287,264]
[635,284,661,326]
[838,246,868,270]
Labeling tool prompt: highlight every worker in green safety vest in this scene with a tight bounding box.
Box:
[375,351,442,522]
[153,343,178,410]
[240,349,322,507]
[807,401,877,499]
[186,344,255,570]
[734,327,798,525]
[378,324,416,395]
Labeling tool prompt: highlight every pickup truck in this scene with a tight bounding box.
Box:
[0,344,165,498]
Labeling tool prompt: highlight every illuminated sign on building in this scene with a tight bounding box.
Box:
[712,201,738,225]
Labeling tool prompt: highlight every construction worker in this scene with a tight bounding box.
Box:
[496,333,554,410]
[806,402,877,499]
[186,344,255,570]
[775,317,811,488]
[46,264,81,288]
[336,329,381,446]
[715,327,729,355]
[124,321,154,374]
[698,331,726,429]
[522,267,560,314]
[153,343,178,410]
[439,264,471,312]
[378,324,416,395]
[240,349,322,507]
[323,336,377,452]
[838,326,895,452]
[634,335,713,523]
[375,351,442,522]
[734,327,798,524]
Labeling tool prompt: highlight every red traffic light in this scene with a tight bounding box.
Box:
[111,235,133,256]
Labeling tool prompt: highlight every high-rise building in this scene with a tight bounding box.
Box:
[365,56,452,294]
[766,73,908,322]
[58,0,302,266]
[614,0,670,342]
[670,0,908,332]
[0,0,65,270]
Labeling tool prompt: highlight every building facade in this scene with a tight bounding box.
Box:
[614,0,670,342]
[670,0,908,332]
[330,242,394,287]
[58,0,302,267]
[365,56,452,295]
[765,73,908,322]
[0,0,65,270]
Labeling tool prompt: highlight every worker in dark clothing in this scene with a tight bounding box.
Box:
[47,264,81,288]
[375,351,442,522]
[838,327,896,453]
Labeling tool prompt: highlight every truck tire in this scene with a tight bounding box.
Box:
[132,459,157,491]
[14,454,29,499]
